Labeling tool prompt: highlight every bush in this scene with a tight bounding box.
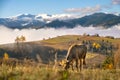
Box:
[102,56,114,69]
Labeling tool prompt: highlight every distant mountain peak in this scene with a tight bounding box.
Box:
[0,12,120,29]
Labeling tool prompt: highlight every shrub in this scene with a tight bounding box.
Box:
[102,56,114,69]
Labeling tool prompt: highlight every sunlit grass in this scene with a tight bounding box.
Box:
[41,35,81,44]
[86,52,98,59]
[41,35,120,45]
[0,64,120,80]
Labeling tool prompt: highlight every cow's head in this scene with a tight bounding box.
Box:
[59,59,69,69]
[59,59,66,66]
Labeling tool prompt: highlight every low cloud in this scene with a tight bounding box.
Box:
[112,0,120,5]
[64,5,101,14]
[0,25,120,44]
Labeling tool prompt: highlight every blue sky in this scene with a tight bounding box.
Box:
[0,0,120,18]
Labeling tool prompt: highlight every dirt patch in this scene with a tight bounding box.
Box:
[86,53,106,69]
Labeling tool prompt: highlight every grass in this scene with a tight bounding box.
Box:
[1,64,120,80]
[86,52,98,59]
[41,35,120,47]
[41,35,80,44]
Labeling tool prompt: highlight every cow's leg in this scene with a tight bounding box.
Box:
[75,59,78,71]
[71,60,74,71]
[79,59,82,71]
[83,54,86,65]
[71,63,74,71]
[83,58,86,65]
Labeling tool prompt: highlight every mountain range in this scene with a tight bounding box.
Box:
[0,13,120,29]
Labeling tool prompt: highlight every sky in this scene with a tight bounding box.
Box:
[0,0,120,18]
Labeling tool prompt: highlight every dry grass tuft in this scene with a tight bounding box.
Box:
[0,63,120,80]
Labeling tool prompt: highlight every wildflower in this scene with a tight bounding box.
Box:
[92,42,96,47]
[3,52,9,60]
[92,42,101,49]
[96,43,101,49]
[108,63,113,69]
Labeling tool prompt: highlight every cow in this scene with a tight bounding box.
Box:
[64,44,87,71]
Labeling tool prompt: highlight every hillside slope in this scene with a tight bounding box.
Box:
[0,35,119,66]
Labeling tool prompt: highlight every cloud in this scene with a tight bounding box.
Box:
[112,0,120,5]
[0,26,67,44]
[64,5,101,14]
[0,25,120,44]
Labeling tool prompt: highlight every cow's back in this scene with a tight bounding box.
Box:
[76,45,87,59]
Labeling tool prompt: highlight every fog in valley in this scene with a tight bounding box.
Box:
[0,25,120,44]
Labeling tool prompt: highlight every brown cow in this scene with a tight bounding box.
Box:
[65,44,87,71]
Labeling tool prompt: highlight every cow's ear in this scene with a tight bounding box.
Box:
[66,60,69,64]
[66,60,69,62]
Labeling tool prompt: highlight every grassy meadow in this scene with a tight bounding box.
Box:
[0,34,120,80]
[0,63,120,80]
